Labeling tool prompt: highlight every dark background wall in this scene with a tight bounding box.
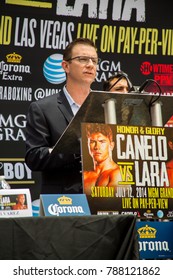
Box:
[0,0,173,203]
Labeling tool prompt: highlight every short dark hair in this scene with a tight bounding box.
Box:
[63,38,97,61]
[103,71,132,91]
[86,123,113,142]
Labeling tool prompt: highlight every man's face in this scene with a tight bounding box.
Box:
[109,77,129,93]
[17,194,25,205]
[62,44,98,86]
[88,132,114,163]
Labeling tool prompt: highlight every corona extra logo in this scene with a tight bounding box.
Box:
[6,52,22,63]
[57,196,72,205]
[137,225,157,238]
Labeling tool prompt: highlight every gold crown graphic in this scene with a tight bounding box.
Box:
[57,195,72,205]
[137,225,157,238]
[6,52,22,63]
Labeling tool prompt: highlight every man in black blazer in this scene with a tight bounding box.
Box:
[25,38,99,194]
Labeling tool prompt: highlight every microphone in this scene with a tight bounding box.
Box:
[138,80,150,93]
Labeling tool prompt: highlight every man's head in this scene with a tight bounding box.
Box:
[103,71,133,93]
[62,38,99,86]
[16,194,25,205]
[63,38,97,61]
[86,123,114,163]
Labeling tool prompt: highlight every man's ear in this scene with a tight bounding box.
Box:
[62,60,69,73]
[110,141,115,150]
[168,140,173,150]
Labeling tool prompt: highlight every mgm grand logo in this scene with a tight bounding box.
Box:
[138,224,170,252]
[48,195,84,216]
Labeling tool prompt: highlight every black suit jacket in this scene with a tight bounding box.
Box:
[25,89,82,194]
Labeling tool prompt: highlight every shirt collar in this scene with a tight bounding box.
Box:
[63,85,80,115]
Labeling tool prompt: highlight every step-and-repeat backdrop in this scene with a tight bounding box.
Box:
[1,0,173,202]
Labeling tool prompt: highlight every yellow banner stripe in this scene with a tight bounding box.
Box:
[117,162,134,165]
[7,181,35,184]
[6,0,52,8]
[0,158,25,161]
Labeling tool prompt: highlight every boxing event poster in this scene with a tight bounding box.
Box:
[0,188,32,217]
[1,0,173,202]
[81,122,173,219]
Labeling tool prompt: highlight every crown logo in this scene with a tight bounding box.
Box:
[137,225,157,238]
[57,195,72,205]
[6,52,22,63]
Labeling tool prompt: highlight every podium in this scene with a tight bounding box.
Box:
[51,90,173,219]
[52,90,173,154]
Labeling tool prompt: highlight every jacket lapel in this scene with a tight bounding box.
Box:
[57,90,74,123]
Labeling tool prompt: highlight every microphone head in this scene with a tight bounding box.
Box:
[138,80,150,93]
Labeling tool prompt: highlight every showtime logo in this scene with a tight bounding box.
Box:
[140,61,173,86]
